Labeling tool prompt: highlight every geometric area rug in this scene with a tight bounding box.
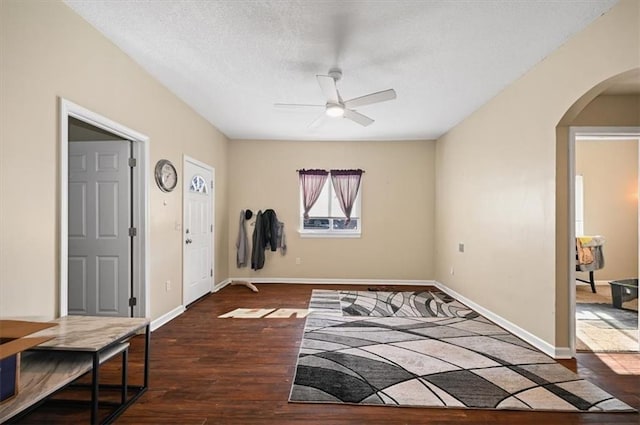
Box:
[310,289,479,319]
[289,290,636,412]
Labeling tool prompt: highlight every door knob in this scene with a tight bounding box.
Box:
[185,238,192,244]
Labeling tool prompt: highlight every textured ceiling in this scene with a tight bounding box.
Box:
[64,0,620,141]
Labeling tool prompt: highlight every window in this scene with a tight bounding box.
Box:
[189,175,208,194]
[299,169,362,237]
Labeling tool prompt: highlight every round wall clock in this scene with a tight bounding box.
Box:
[154,159,178,192]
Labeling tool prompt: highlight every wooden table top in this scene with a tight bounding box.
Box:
[30,316,149,352]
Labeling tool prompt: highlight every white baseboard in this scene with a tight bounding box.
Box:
[554,347,573,359]
[150,305,185,332]
[226,277,434,286]
[153,281,226,332]
[434,281,571,359]
[213,278,232,292]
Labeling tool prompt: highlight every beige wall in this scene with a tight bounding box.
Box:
[435,0,639,350]
[0,0,229,321]
[576,139,638,281]
[571,94,640,127]
[570,95,640,127]
[229,140,435,281]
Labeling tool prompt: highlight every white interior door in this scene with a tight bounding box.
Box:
[68,140,131,317]
[183,158,214,306]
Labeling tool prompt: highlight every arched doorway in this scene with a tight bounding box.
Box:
[557,69,640,356]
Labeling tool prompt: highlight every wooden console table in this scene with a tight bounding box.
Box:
[0,316,150,424]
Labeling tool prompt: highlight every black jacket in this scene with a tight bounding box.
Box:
[251,211,265,270]
[251,209,279,270]
[261,209,278,252]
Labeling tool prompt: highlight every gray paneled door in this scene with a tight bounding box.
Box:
[68,140,131,317]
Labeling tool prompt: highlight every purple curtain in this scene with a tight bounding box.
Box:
[330,169,363,223]
[298,169,329,219]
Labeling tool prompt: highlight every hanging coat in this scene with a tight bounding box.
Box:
[236,209,249,268]
[276,221,287,256]
[261,209,279,252]
[251,210,265,270]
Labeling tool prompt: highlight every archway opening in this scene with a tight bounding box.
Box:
[556,68,640,356]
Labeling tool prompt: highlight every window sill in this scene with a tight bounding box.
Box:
[299,231,361,239]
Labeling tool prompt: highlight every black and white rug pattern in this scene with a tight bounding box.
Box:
[309,289,478,319]
[291,290,635,412]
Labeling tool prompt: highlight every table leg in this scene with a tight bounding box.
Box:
[143,324,150,388]
[91,352,99,425]
[121,348,128,405]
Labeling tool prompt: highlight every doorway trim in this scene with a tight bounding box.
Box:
[568,126,640,356]
[182,155,215,306]
[59,98,150,318]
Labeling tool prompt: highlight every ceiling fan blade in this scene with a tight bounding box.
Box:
[343,109,374,127]
[274,103,325,110]
[343,89,397,108]
[316,75,340,104]
[309,113,327,129]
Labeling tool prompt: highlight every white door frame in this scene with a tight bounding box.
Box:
[59,98,150,318]
[568,126,640,356]
[182,155,215,306]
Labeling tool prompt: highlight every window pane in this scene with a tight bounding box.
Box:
[306,181,330,217]
[330,190,342,217]
[190,175,208,194]
[303,218,330,230]
[330,191,359,217]
[332,218,358,230]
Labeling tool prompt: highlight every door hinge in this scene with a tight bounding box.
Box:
[210,180,213,189]
[128,157,137,167]
[210,224,213,232]
[128,227,137,237]
[129,297,137,307]
[210,269,213,277]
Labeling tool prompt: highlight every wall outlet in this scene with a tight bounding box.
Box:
[458,243,465,253]
[295,257,301,265]
[165,280,171,291]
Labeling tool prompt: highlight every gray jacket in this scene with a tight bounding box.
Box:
[236,209,249,268]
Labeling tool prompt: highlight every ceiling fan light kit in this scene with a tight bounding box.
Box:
[275,68,396,129]
[325,103,344,117]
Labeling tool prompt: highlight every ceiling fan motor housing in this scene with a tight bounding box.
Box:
[328,68,342,82]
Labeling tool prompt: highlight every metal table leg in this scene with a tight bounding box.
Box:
[144,324,150,388]
[91,352,100,425]
[121,348,128,405]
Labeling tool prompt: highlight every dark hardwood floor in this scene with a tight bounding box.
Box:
[15,284,639,424]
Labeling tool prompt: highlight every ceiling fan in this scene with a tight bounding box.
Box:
[275,68,397,128]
